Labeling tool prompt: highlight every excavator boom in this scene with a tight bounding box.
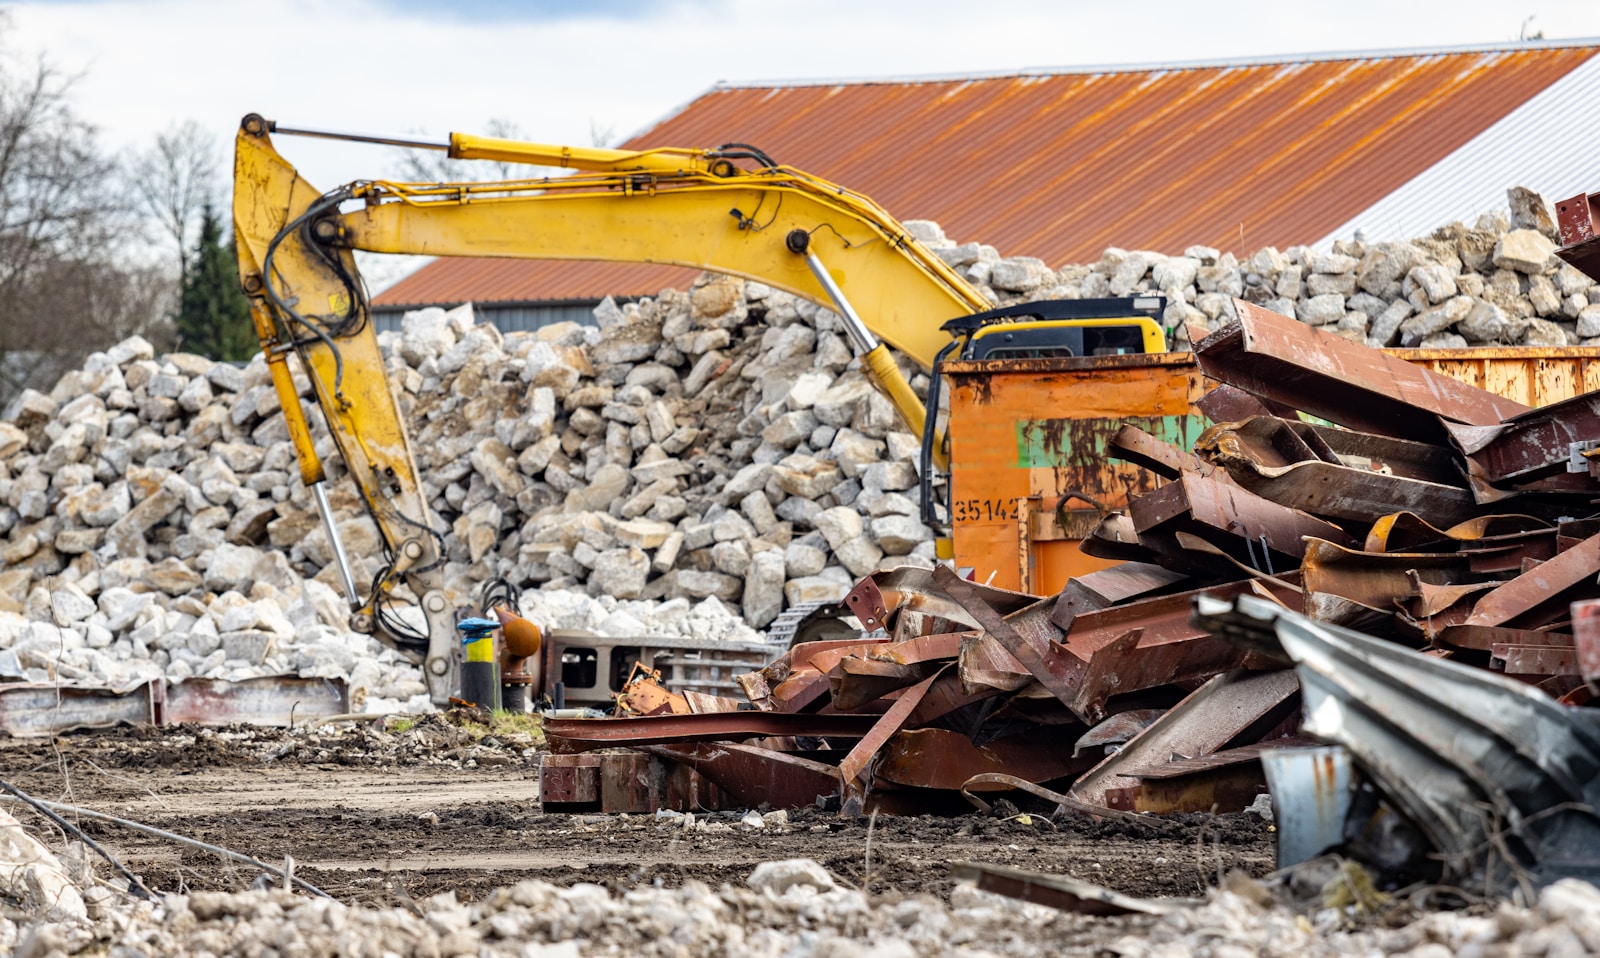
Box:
[232,114,995,703]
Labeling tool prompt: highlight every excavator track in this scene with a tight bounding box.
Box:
[765,601,861,648]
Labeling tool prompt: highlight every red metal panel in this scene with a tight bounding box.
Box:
[379,46,1597,306]
[539,753,601,805]
[1556,191,1600,282]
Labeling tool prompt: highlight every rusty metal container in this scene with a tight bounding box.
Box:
[942,347,1600,596]
[942,353,1210,593]
[1395,347,1600,406]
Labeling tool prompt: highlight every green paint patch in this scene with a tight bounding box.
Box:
[1015,414,1209,468]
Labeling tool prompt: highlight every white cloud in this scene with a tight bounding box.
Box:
[6,0,1599,288]
[11,0,1600,186]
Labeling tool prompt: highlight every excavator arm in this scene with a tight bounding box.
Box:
[232,114,992,703]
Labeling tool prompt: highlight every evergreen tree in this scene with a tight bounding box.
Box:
[175,205,254,361]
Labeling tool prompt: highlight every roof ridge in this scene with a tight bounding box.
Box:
[710,37,1600,90]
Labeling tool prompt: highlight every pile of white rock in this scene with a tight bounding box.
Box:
[1016,186,1596,349]
[11,846,1600,957]
[0,187,1587,700]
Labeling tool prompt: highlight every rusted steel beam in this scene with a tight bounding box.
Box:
[1465,532,1600,629]
[837,672,940,785]
[1109,739,1311,814]
[1302,538,1477,610]
[1196,415,1335,470]
[1446,391,1600,485]
[1081,512,1222,575]
[1195,383,1300,424]
[1061,576,1296,652]
[1073,709,1165,758]
[828,658,942,711]
[931,566,1087,707]
[1434,624,1563,652]
[875,727,1092,791]
[644,742,841,810]
[1049,562,1191,631]
[1110,423,1225,482]
[543,711,878,753]
[1053,577,1300,722]
[1307,421,1465,486]
[539,754,601,806]
[1197,417,1478,526]
[1201,416,1461,486]
[538,752,728,813]
[1195,299,1529,441]
[906,671,998,727]
[843,567,1035,635]
[950,862,1193,916]
[1555,191,1600,282]
[1062,618,1274,726]
[948,571,1298,723]
[1366,512,1553,554]
[1070,669,1301,810]
[1129,473,1356,566]
[682,690,742,713]
[1225,458,1477,527]
[769,669,831,713]
[956,634,1032,693]
[737,637,886,709]
[796,636,939,680]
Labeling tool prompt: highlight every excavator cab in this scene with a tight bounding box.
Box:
[949,297,1168,360]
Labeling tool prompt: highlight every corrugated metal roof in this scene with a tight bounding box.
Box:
[1316,50,1600,245]
[374,41,1598,308]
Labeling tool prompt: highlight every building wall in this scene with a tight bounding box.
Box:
[373,301,601,336]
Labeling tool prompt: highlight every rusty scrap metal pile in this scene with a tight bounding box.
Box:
[542,293,1600,888]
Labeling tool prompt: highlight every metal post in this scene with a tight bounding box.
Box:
[802,250,880,355]
[268,123,450,151]
[311,482,362,609]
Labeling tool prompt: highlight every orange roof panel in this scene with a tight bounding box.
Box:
[374,43,1597,309]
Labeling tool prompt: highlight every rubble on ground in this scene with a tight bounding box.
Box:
[0,187,1588,704]
[8,836,1600,958]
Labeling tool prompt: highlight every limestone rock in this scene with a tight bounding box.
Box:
[1507,185,1557,239]
[590,547,649,600]
[1493,229,1557,274]
[989,257,1054,293]
[1297,294,1345,327]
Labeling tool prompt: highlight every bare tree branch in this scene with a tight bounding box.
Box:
[0,29,172,404]
[126,118,219,285]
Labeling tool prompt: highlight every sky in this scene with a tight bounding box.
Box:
[6,0,1600,286]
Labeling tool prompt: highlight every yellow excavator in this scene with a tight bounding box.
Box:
[232,114,1168,704]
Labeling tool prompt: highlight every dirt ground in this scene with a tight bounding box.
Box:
[1,720,1275,908]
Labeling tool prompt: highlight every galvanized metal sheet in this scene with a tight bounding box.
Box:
[1260,746,1356,870]
[162,676,350,727]
[0,682,157,737]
